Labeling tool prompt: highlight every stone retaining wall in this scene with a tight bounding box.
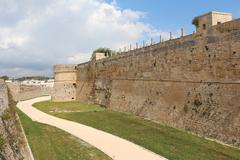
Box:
[0,80,8,115]
[0,80,33,160]
[7,82,53,101]
[74,19,240,147]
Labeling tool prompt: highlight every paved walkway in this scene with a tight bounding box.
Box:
[17,96,167,160]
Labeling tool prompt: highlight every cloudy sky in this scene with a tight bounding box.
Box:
[0,0,239,77]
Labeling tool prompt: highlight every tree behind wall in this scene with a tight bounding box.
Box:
[93,48,112,57]
[0,76,9,81]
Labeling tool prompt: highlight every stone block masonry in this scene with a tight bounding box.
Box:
[0,80,8,115]
[53,12,240,147]
[7,82,53,101]
[0,80,33,160]
[52,64,77,101]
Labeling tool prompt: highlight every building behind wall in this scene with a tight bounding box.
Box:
[91,52,110,61]
[192,11,232,32]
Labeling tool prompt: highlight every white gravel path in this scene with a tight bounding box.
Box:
[17,96,167,160]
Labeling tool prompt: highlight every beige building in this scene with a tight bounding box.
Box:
[192,11,232,32]
[91,52,110,61]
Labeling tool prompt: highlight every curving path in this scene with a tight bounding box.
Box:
[17,96,167,160]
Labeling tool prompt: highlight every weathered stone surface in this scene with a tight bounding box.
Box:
[52,64,77,101]
[7,82,53,101]
[0,80,8,115]
[0,80,33,160]
[53,17,240,147]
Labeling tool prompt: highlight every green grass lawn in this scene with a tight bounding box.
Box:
[17,110,111,160]
[33,101,240,160]
[34,100,105,113]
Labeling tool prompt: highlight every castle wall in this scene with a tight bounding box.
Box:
[0,80,8,114]
[7,82,53,101]
[76,63,94,103]
[75,19,240,146]
[0,80,33,160]
[52,64,77,101]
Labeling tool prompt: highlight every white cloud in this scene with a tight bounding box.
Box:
[0,27,29,49]
[0,0,169,77]
[0,67,52,78]
[67,53,91,64]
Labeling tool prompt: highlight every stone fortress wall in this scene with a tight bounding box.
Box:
[0,80,8,114]
[52,64,77,101]
[7,82,53,101]
[53,12,240,147]
[0,80,33,160]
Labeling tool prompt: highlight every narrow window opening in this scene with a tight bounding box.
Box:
[203,24,206,30]
[205,46,209,51]
[73,83,77,88]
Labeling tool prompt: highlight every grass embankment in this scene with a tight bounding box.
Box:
[33,100,240,160]
[17,110,111,160]
[35,101,105,113]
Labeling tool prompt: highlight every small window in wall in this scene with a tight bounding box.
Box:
[217,22,221,25]
[203,24,206,30]
[73,83,77,88]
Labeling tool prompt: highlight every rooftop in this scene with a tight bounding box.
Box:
[192,11,232,25]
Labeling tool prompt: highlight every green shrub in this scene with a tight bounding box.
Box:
[1,109,11,120]
[93,48,112,56]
